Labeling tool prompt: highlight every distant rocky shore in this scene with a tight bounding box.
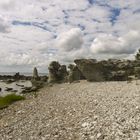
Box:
[47,58,140,84]
[1,58,140,84]
[46,39,140,84]
[1,58,140,95]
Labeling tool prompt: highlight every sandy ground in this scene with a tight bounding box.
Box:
[1,80,140,140]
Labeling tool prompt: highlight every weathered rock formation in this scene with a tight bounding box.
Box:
[74,59,107,82]
[58,65,68,82]
[47,59,140,83]
[33,67,39,80]
[14,72,20,80]
[48,61,68,83]
[134,67,140,79]
[68,64,85,83]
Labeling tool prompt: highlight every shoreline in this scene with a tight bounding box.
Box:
[1,80,140,139]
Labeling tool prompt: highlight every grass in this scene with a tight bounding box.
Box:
[0,94,25,109]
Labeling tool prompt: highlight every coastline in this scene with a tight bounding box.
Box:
[0,80,140,139]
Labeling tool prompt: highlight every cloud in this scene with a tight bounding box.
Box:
[0,16,10,33]
[56,28,83,51]
[0,0,140,72]
[90,30,140,55]
[0,0,15,10]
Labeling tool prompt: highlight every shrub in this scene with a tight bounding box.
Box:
[0,94,25,109]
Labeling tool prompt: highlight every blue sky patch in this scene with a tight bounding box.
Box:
[110,8,121,25]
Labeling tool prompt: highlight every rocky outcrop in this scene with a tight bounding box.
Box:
[0,75,32,81]
[58,65,68,82]
[5,87,13,92]
[14,72,20,80]
[21,87,38,94]
[45,59,140,83]
[73,59,140,82]
[74,59,107,82]
[40,76,48,82]
[68,64,85,83]
[48,61,68,83]
[109,70,127,81]
[134,67,140,79]
[33,67,39,80]
[99,59,131,81]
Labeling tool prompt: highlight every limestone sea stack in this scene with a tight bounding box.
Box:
[33,67,39,80]
[48,61,68,83]
[74,59,106,82]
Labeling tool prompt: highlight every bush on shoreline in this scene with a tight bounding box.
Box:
[0,94,25,109]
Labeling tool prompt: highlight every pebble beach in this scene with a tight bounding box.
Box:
[1,80,140,140]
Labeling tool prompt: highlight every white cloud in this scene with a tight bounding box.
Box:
[56,28,83,51]
[0,16,10,33]
[0,0,15,10]
[0,0,140,72]
[90,30,140,56]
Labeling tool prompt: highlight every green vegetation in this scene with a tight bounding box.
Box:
[0,94,25,109]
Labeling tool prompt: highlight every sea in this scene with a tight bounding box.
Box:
[0,72,47,96]
[0,80,32,96]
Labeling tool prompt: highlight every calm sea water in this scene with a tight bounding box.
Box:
[0,72,47,96]
[0,80,32,96]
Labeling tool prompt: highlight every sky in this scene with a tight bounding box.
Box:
[0,0,140,72]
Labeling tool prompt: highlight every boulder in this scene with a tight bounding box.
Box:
[16,84,24,87]
[33,67,40,80]
[5,79,16,84]
[11,90,18,93]
[74,59,106,82]
[40,76,48,82]
[48,61,61,83]
[134,67,140,79]
[14,72,20,80]
[21,86,38,94]
[100,59,136,79]
[109,70,127,81]
[48,61,68,83]
[5,87,13,91]
[31,79,44,88]
[58,65,68,82]
[68,64,85,83]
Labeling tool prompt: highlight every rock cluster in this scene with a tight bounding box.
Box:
[0,74,32,81]
[74,59,140,82]
[47,59,140,83]
[48,61,68,83]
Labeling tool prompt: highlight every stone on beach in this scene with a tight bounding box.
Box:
[33,67,39,80]
[74,59,106,81]
[48,61,68,83]
[1,81,140,139]
[68,64,85,83]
